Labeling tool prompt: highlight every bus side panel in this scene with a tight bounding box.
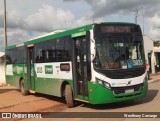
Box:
[46,79,73,97]
[6,64,27,88]
[34,62,73,96]
[6,75,19,88]
[23,64,29,90]
[35,78,73,97]
[35,77,48,94]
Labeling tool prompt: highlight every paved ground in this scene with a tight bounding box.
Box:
[21,78,160,121]
[24,79,160,121]
[148,73,160,83]
[0,86,67,112]
[0,73,160,121]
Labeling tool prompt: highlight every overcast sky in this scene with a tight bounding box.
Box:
[0,0,160,51]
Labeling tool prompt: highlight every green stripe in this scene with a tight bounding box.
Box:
[71,31,86,38]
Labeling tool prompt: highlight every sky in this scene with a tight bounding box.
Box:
[0,0,160,51]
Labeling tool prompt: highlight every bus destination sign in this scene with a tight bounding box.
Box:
[101,26,131,33]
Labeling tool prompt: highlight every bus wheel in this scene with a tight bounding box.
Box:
[65,84,74,108]
[20,80,29,95]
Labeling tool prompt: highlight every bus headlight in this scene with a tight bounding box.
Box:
[96,78,103,85]
[96,78,111,89]
[104,82,111,89]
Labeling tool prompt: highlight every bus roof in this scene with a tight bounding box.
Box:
[6,22,137,50]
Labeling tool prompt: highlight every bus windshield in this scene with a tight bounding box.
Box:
[94,36,145,69]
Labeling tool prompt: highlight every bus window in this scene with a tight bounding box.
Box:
[46,40,56,62]
[35,42,46,63]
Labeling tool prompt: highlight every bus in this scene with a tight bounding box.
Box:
[5,22,148,107]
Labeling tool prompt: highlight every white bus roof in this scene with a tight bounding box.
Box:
[29,30,65,41]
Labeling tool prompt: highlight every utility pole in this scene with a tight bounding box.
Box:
[3,0,7,83]
[134,8,139,24]
[142,7,144,34]
[4,0,7,48]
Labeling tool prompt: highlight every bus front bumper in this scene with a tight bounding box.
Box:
[88,82,148,104]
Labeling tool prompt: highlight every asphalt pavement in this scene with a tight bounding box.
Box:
[149,73,160,83]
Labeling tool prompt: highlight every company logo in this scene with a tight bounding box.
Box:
[13,66,23,74]
[2,113,11,118]
[17,66,23,74]
[45,65,53,74]
[37,67,43,73]
[1,113,42,118]
[126,80,132,86]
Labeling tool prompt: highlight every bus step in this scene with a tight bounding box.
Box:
[29,90,36,94]
[74,98,89,103]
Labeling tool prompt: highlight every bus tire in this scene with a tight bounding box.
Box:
[20,80,29,95]
[65,84,74,108]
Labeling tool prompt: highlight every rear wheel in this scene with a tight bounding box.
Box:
[65,84,74,108]
[20,80,29,95]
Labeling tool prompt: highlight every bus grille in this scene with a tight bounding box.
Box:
[96,67,145,79]
[112,83,144,95]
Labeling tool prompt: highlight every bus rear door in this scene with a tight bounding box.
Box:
[27,44,35,91]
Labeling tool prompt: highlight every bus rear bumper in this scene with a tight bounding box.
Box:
[88,82,148,104]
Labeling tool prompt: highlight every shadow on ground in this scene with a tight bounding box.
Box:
[14,89,159,110]
[79,89,159,110]
[1,87,158,110]
[31,93,67,111]
[0,88,19,94]
[34,93,66,104]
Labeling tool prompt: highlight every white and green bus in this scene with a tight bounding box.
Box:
[6,22,148,107]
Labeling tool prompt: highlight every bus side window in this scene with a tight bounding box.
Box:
[35,42,46,63]
[56,39,64,62]
[45,40,56,62]
[64,37,72,62]
[6,50,12,64]
[17,46,26,64]
[12,48,17,64]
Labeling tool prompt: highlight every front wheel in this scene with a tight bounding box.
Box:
[20,80,29,95]
[65,84,74,108]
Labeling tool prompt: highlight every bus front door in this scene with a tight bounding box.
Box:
[27,45,35,91]
[74,37,89,101]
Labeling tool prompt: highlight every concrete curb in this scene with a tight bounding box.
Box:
[148,79,160,84]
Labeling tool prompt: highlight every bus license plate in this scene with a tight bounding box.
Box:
[125,88,134,93]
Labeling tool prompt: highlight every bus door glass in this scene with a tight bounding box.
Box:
[27,45,35,90]
[75,37,89,100]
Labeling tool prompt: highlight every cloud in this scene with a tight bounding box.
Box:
[148,13,160,29]
[1,4,76,32]
[85,0,160,18]
[1,0,160,48]
[0,10,24,29]
[2,4,103,32]
[24,4,75,32]
[147,13,160,39]
[0,3,104,51]
[7,29,30,44]
[76,15,104,26]
[0,29,4,51]
[7,10,24,29]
